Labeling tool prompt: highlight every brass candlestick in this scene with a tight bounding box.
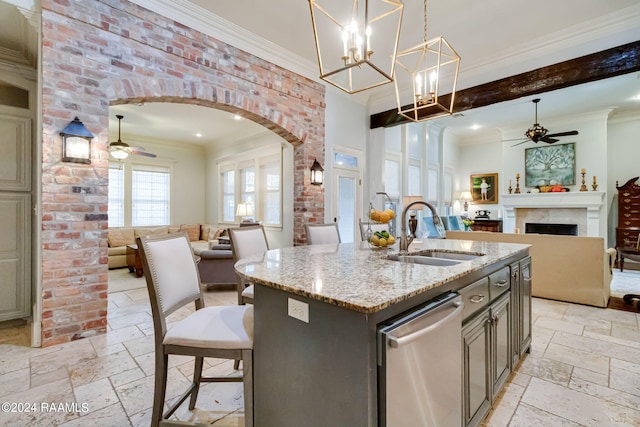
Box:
[579,171,588,192]
[515,174,521,194]
[592,175,598,191]
[508,182,513,194]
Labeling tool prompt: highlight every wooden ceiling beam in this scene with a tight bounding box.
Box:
[370,40,640,129]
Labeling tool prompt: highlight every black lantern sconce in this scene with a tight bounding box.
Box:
[310,158,324,186]
[60,117,94,164]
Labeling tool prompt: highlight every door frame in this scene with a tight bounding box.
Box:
[330,146,363,243]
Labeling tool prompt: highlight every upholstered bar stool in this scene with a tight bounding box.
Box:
[305,223,341,245]
[137,232,254,427]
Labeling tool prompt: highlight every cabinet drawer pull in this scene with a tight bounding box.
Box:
[469,294,485,303]
[495,279,508,287]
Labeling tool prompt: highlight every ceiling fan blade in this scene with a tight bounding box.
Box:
[545,130,578,138]
[510,140,529,147]
[502,137,529,142]
[130,150,157,158]
[540,137,559,144]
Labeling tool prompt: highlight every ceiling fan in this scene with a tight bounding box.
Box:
[506,98,578,147]
[109,115,157,160]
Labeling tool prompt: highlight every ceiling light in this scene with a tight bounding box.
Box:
[394,0,460,122]
[308,0,404,94]
[233,114,242,120]
[471,124,481,130]
[195,133,202,138]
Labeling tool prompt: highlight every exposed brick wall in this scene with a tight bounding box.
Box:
[40,0,325,346]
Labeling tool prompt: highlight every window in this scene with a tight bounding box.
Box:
[132,165,170,226]
[240,164,255,209]
[218,148,282,227]
[108,162,172,227]
[108,167,124,227]
[261,155,281,226]
[221,168,235,222]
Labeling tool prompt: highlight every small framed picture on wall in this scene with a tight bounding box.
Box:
[470,173,498,204]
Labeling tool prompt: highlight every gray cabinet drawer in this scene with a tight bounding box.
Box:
[489,266,510,300]
[460,277,490,322]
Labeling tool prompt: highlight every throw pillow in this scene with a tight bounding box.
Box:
[107,228,127,247]
[179,224,201,242]
[134,226,169,238]
[201,224,214,241]
[213,228,225,240]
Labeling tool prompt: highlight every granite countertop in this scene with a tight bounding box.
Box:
[235,239,529,313]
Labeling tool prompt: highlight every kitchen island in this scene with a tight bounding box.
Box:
[235,239,531,426]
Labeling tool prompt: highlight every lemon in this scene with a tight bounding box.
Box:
[378,237,387,247]
[378,212,390,224]
[370,235,380,246]
[387,235,395,245]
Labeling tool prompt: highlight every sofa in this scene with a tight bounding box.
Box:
[107,224,235,289]
[446,231,617,308]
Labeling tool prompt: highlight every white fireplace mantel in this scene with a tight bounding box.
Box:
[501,192,605,237]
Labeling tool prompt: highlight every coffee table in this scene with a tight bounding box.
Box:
[126,244,144,278]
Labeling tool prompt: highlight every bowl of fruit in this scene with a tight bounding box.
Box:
[366,206,396,249]
[369,230,395,248]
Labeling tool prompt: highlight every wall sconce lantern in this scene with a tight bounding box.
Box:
[60,117,93,164]
[310,158,324,186]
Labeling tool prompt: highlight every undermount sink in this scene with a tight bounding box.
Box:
[386,250,484,267]
[386,255,462,267]
[414,250,484,261]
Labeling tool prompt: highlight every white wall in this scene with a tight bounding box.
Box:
[324,89,368,222]
[109,136,207,226]
[455,133,503,219]
[608,114,640,194]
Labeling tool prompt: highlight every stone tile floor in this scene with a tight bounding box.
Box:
[0,270,638,426]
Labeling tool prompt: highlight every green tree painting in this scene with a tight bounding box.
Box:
[524,143,575,187]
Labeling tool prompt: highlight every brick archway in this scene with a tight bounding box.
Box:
[39,0,325,346]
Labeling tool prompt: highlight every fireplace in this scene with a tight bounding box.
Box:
[525,222,578,236]
[501,192,605,237]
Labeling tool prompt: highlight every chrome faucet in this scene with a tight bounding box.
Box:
[399,200,445,253]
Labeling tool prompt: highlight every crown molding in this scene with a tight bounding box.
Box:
[129,0,319,82]
[367,4,640,112]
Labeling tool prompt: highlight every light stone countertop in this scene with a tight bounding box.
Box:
[235,239,530,313]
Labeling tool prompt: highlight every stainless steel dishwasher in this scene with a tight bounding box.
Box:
[378,292,464,426]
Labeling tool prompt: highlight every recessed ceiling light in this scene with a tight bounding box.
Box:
[233,114,242,121]
[195,133,202,138]
[632,93,640,101]
[471,124,481,130]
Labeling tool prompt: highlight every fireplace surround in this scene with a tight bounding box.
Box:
[502,192,606,237]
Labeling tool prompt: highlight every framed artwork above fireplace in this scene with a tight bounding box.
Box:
[525,142,576,187]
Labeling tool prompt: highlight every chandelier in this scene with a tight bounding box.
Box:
[394,0,460,121]
[308,0,404,94]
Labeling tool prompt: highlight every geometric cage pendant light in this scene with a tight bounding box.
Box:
[394,0,460,121]
[308,0,404,94]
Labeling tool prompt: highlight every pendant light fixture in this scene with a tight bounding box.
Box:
[308,0,404,94]
[394,0,460,121]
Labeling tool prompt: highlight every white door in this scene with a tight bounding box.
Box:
[334,169,361,243]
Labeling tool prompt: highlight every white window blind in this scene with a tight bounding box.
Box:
[108,167,124,227]
[222,170,235,222]
[240,166,256,210]
[384,158,400,199]
[132,165,170,226]
[261,158,281,226]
